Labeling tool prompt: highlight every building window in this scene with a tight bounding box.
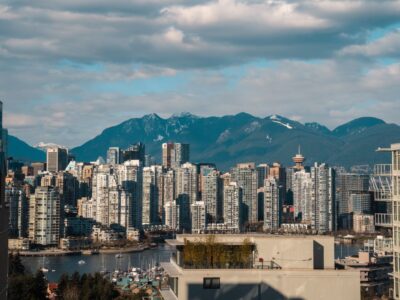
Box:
[203,277,220,289]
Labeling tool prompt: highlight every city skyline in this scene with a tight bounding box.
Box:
[1,0,400,146]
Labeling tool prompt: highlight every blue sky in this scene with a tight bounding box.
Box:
[1,0,400,147]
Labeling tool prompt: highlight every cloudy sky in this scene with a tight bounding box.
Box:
[1,0,400,147]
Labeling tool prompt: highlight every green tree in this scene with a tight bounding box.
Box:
[8,253,25,276]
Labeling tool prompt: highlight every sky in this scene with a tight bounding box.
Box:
[1,0,400,147]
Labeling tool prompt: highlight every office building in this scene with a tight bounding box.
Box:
[107,147,121,165]
[162,142,190,169]
[175,162,198,231]
[7,187,28,238]
[161,234,360,300]
[223,182,242,233]
[256,164,269,188]
[47,147,68,173]
[231,163,258,224]
[29,186,61,246]
[31,162,46,176]
[336,173,371,229]
[0,102,7,300]
[142,166,163,225]
[201,167,221,223]
[122,142,145,164]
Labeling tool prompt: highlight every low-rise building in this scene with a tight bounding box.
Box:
[353,214,375,233]
[161,234,360,300]
[91,225,123,243]
[336,251,392,299]
[8,238,30,251]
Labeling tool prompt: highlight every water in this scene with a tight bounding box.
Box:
[21,244,174,282]
[21,242,361,281]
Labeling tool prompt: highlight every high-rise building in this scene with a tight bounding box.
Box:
[175,162,198,231]
[47,147,68,172]
[336,173,371,229]
[191,201,206,234]
[377,143,400,298]
[269,162,287,205]
[162,142,190,169]
[223,182,242,232]
[7,187,28,238]
[122,142,145,164]
[31,162,46,176]
[142,166,163,226]
[0,101,7,300]
[263,176,281,231]
[164,200,180,230]
[29,186,61,246]
[293,170,313,223]
[256,164,269,188]
[92,160,142,230]
[201,167,221,223]
[107,147,122,165]
[231,163,257,224]
[310,163,335,233]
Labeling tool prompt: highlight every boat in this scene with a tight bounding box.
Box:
[115,253,123,259]
[40,257,48,273]
[78,260,86,265]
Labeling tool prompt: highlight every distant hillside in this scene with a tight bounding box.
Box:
[8,135,45,162]
[68,113,398,170]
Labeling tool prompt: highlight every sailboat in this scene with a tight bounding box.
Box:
[100,255,107,275]
[40,257,49,273]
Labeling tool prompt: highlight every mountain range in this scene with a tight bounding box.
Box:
[8,113,398,170]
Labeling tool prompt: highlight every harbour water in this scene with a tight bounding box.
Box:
[21,244,174,282]
[20,243,362,282]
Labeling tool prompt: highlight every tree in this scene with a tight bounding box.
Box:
[8,253,25,276]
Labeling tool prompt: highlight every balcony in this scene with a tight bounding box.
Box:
[374,164,392,176]
[374,213,392,227]
[370,176,392,202]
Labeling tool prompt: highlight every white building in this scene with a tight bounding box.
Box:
[231,163,258,224]
[292,169,312,222]
[223,182,242,233]
[191,201,206,234]
[161,234,360,300]
[142,166,163,226]
[164,201,180,231]
[263,176,280,231]
[29,187,61,246]
[91,160,142,230]
[201,167,220,223]
[292,164,335,233]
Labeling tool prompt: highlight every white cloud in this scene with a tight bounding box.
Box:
[1,0,400,146]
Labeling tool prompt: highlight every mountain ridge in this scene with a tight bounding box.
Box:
[8,114,398,170]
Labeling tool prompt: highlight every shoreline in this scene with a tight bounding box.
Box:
[11,245,152,257]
